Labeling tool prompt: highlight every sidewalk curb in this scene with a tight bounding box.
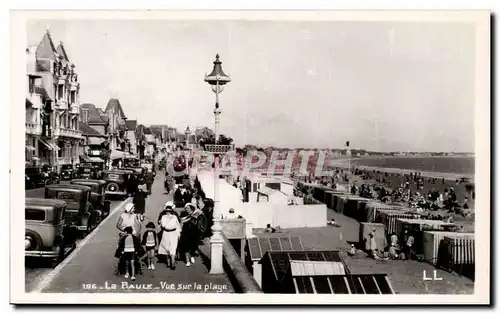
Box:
[32,197,133,293]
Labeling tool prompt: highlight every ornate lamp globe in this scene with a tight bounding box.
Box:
[204,54,231,106]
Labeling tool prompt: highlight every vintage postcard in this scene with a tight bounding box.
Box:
[10,10,490,304]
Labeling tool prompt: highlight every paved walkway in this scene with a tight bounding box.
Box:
[38,173,233,293]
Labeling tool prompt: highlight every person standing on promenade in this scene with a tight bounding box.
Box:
[116,203,142,237]
[142,222,158,270]
[145,169,154,196]
[134,175,148,221]
[127,173,138,197]
[158,207,181,270]
[179,203,207,267]
[116,226,142,281]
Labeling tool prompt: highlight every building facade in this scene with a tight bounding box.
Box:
[125,120,137,155]
[26,30,83,171]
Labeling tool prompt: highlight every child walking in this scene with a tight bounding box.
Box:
[142,222,158,270]
[117,226,141,281]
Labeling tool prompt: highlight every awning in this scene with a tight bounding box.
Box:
[25,145,35,151]
[110,149,125,160]
[88,137,105,146]
[89,157,104,163]
[79,155,92,162]
[38,139,60,151]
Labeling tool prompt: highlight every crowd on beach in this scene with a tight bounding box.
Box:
[302,167,474,217]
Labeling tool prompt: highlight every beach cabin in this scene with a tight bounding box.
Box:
[256,186,289,204]
[422,230,474,266]
[394,218,458,255]
[259,250,395,294]
[246,236,304,287]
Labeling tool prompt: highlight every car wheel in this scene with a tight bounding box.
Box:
[104,201,111,216]
[25,229,43,252]
[52,236,65,267]
[87,212,101,232]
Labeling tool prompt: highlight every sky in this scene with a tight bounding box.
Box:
[27,19,476,152]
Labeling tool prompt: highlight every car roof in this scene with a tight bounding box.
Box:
[71,179,106,185]
[46,184,92,191]
[26,197,66,208]
[103,169,128,173]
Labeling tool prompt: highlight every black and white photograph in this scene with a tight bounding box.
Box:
[10,10,490,304]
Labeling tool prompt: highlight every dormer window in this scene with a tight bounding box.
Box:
[81,108,89,123]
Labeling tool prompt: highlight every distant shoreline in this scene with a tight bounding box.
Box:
[329,157,474,182]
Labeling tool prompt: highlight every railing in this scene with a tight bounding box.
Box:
[54,127,82,138]
[70,104,79,114]
[221,233,262,293]
[25,122,42,135]
[56,99,68,110]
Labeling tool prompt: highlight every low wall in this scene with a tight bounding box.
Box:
[221,233,263,293]
[239,203,327,229]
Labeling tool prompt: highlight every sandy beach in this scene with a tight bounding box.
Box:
[329,158,474,182]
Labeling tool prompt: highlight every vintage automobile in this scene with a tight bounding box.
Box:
[76,162,97,179]
[70,179,111,218]
[124,156,141,168]
[25,198,77,265]
[102,170,130,200]
[121,167,145,177]
[44,184,100,233]
[25,167,49,189]
[60,164,77,181]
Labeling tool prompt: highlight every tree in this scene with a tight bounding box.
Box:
[199,133,233,149]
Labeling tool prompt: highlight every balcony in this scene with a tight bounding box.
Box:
[70,103,79,115]
[25,122,42,135]
[55,99,68,110]
[54,127,83,139]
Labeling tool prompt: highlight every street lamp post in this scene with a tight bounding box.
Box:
[185,126,191,176]
[204,54,231,275]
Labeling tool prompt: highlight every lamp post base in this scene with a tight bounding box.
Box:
[209,219,224,275]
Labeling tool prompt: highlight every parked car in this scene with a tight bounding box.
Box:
[25,198,77,266]
[124,157,141,168]
[25,167,46,189]
[44,184,100,234]
[60,165,77,180]
[70,179,111,218]
[121,167,145,177]
[102,170,129,200]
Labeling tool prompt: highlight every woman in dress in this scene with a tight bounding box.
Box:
[133,175,148,221]
[179,203,206,267]
[116,203,141,237]
[157,202,181,270]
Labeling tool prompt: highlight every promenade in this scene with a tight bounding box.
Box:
[34,173,233,293]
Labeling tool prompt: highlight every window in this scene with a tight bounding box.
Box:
[28,77,34,94]
[70,91,76,104]
[58,84,64,100]
[81,108,89,123]
[25,209,45,221]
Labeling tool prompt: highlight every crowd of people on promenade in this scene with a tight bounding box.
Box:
[114,168,214,281]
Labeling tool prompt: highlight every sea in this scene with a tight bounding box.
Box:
[350,156,474,175]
